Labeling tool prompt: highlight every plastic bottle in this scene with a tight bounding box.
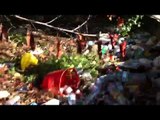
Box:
[102,46,108,55]
[122,71,128,83]
[68,93,76,105]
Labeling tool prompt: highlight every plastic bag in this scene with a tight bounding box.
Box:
[0,91,10,99]
[21,52,38,70]
[5,96,20,105]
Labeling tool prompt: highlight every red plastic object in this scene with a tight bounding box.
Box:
[117,17,124,27]
[41,68,80,96]
[109,33,119,49]
[110,55,114,61]
[120,40,127,58]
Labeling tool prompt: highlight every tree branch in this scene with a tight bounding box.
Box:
[46,15,62,24]
[72,15,91,31]
[4,15,16,28]
[30,22,37,30]
[150,15,160,22]
[11,15,97,37]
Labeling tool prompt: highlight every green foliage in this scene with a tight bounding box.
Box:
[8,67,16,76]
[24,74,37,83]
[30,53,100,82]
[9,34,26,46]
[117,15,144,36]
[57,54,100,77]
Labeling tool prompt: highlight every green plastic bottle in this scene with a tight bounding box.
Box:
[102,46,108,55]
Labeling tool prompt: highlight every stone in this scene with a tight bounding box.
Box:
[151,78,160,88]
[146,36,157,45]
[139,58,153,69]
[153,56,160,68]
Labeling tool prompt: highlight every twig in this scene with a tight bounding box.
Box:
[11,15,97,37]
[72,15,91,31]
[7,27,14,34]
[4,15,16,28]
[30,22,37,31]
[46,15,62,24]
[150,15,160,22]
[86,24,88,34]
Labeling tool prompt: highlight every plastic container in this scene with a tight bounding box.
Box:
[41,68,80,96]
[122,71,128,82]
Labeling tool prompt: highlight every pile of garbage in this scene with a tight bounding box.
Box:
[71,31,160,105]
[1,30,160,105]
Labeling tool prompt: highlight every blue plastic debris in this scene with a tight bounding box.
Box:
[30,102,38,105]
